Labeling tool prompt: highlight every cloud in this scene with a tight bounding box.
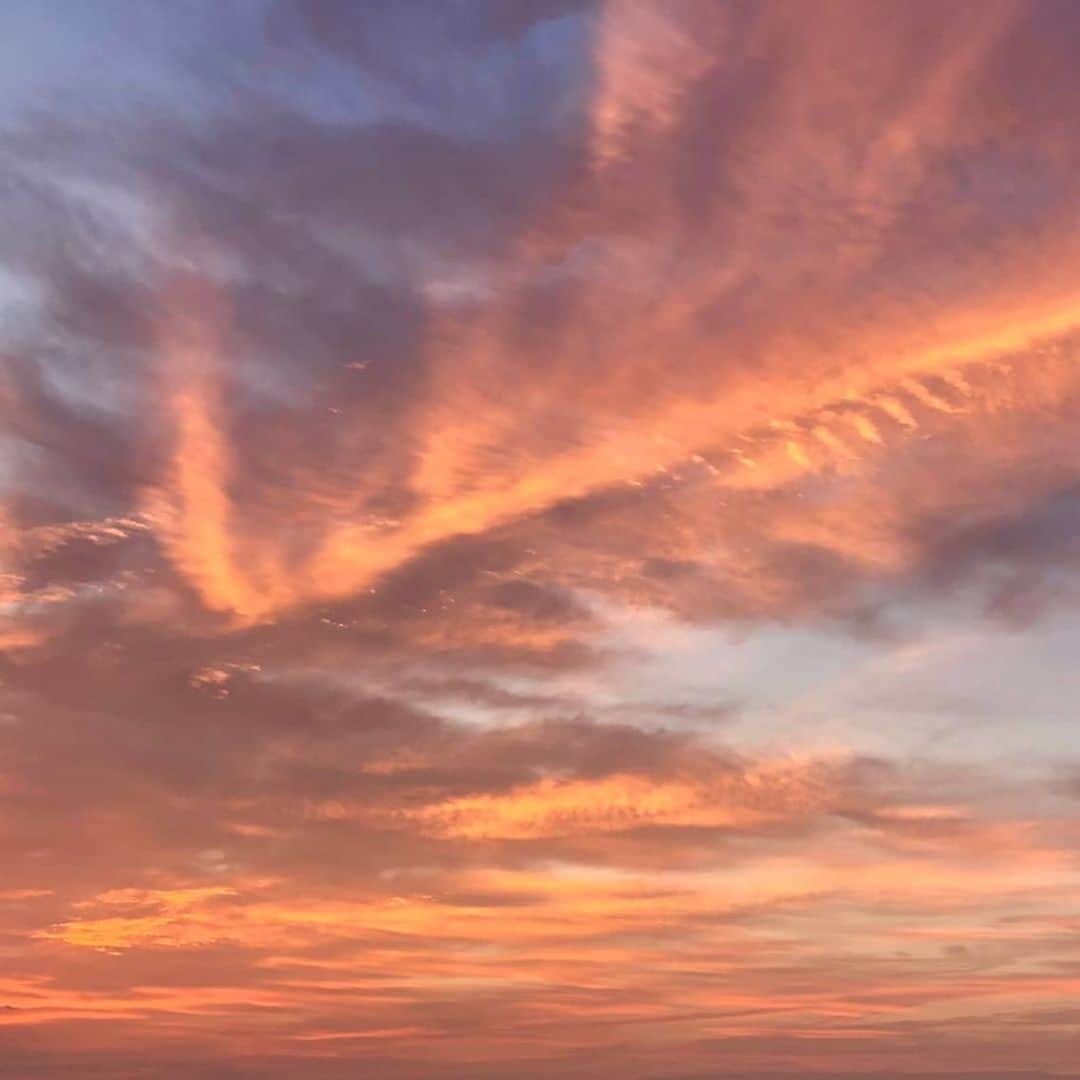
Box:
[2,2,1080,1077]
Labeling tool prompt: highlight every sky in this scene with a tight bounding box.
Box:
[1,2,1080,1077]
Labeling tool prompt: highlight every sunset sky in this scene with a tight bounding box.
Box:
[2,2,1080,1077]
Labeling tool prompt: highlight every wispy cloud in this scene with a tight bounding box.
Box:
[2,2,1080,1077]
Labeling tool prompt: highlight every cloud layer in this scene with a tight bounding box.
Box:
[2,1,1080,1077]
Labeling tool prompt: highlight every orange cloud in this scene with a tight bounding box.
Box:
[6,3,1080,1076]
[410,758,841,838]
